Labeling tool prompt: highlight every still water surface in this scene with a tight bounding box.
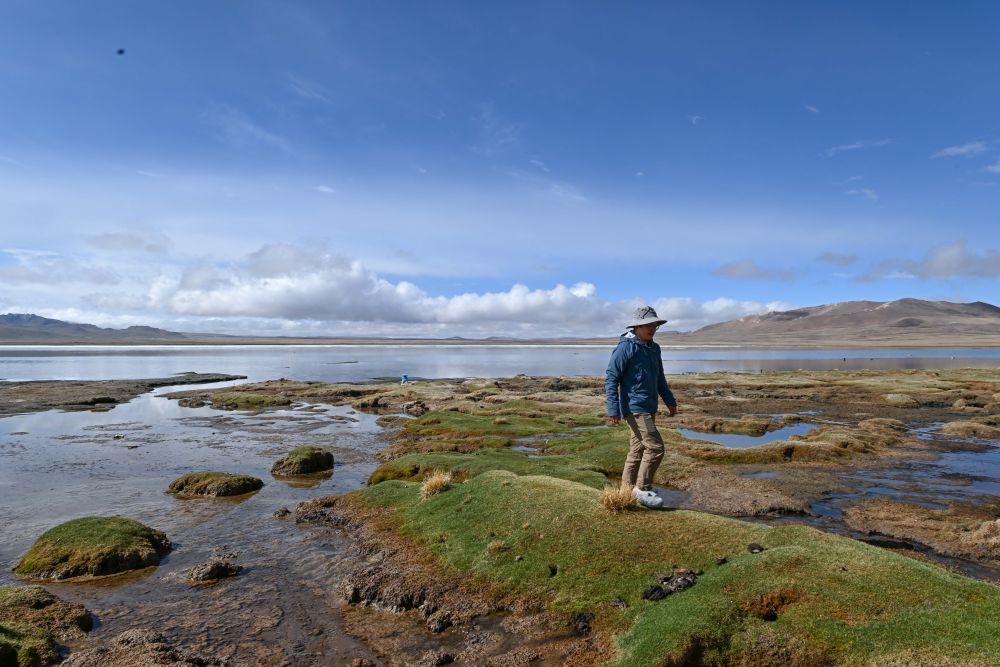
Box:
[3,344,1000,382]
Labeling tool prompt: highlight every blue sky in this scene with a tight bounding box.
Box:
[1,1,998,336]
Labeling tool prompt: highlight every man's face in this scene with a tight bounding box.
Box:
[634,323,658,342]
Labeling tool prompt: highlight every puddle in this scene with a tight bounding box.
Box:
[741,471,777,479]
[674,422,816,448]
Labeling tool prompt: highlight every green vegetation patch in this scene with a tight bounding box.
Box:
[346,471,1000,666]
[0,585,92,665]
[369,448,607,488]
[380,409,603,459]
[209,391,292,409]
[168,471,263,497]
[13,517,171,581]
[271,446,335,476]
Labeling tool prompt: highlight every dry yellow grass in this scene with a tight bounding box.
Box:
[486,540,509,554]
[420,471,452,500]
[599,481,636,513]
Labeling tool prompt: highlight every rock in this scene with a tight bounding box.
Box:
[747,543,766,554]
[425,609,452,633]
[642,584,668,601]
[62,628,227,666]
[14,516,171,580]
[271,446,335,476]
[715,557,728,565]
[572,612,594,635]
[273,507,291,518]
[610,596,629,609]
[0,585,92,665]
[662,573,697,594]
[187,552,241,583]
[177,398,206,408]
[350,660,377,667]
[404,400,429,417]
[882,394,919,408]
[417,649,454,666]
[168,471,263,497]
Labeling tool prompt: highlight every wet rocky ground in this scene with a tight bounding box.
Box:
[2,368,999,664]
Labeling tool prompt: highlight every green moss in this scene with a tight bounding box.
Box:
[209,391,291,409]
[13,517,170,581]
[0,621,52,667]
[347,471,1000,666]
[168,471,263,497]
[271,446,334,475]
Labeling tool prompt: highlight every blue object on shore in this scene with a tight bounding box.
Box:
[400,374,409,384]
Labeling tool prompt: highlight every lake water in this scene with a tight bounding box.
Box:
[2,344,1000,382]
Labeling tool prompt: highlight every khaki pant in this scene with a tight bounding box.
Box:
[622,413,664,490]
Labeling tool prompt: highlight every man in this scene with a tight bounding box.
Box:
[606,306,678,508]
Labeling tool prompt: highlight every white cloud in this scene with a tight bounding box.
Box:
[286,74,333,104]
[823,139,891,158]
[712,260,795,281]
[846,188,879,202]
[688,115,703,125]
[855,241,1000,282]
[932,142,988,158]
[86,228,174,253]
[203,104,292,153]
[314,185,336,193]
[804,105,820,114]
[0,249,120,285]
[986,160,1000,174]
[143,243,792,334]
[816,252,857,267]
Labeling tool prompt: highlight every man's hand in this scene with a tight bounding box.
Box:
[609,415,621,425]
[667,405,678,417]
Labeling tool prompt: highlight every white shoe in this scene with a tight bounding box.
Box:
[632,486,663,509]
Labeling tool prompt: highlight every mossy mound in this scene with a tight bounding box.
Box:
[13,517,171,581]
[939,421,1000,439]
[167,471,263,497]
[672,414,780,436]
[0,585,92,666]
[271,446,334,476]
[347,471,1000,666]
[209,391,291,409]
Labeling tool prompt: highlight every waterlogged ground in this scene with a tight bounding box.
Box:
[0,383,391,664]
[2,369,1000,664]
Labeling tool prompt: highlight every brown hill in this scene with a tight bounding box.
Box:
[0,314,189,343]
[672,299,1000,346]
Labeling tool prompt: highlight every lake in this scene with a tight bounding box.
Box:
[2,344,1000,382]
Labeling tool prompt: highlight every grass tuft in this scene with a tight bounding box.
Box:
[420,471,452,500]
[600,481,636,513]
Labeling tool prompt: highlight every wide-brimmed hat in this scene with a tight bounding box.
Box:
[628,305,667,328]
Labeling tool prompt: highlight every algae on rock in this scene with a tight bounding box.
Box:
[13,517,171,581]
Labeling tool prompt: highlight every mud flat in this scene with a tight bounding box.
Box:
[0,372,244,416]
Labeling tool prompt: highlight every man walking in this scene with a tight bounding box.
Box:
[606,306,678,508]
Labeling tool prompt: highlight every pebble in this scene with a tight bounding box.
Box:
[747,543,765,554]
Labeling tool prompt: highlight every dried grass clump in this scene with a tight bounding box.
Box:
[599,481,636,513]
[493,417,510,425]
[486,540,509,554]
[420,471,452,500]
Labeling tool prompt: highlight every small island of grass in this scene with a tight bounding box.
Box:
[271,446,335,476]
[167,472,263,498]
[13,517,171,581]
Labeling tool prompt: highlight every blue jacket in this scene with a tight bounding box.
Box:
[606,333,676,417]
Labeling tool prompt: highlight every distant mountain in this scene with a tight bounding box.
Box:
[0,314,189,343]
[673,299,1000,345]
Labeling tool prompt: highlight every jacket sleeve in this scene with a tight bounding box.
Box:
[605,343,627,417]
[656,349,677,407]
